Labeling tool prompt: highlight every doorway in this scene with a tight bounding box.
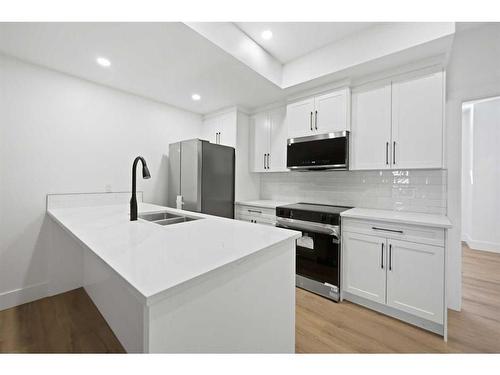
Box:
[461,96,500,253]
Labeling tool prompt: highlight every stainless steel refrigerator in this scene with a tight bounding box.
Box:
[168,139,235,219]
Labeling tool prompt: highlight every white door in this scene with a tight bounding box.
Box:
[314,88,349,134]
[286,97,315,139]
[250,112,270,172]
[269,107,288,172]
[351,85,392,170]
[391,72,444,169]
[202,117,219,144]
[386,239,444,324]
[218,112,237,148]
[343,232,387,304]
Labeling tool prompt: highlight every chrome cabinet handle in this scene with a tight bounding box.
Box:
[248,209,262,214]
[315,110,318,130]
[381,242,384,269]
[393,141,396,165]
[372,226,403,234]
[266,153,270,169]
[386,142,389,165]
[389,244,393,271]
[310,111,313,131]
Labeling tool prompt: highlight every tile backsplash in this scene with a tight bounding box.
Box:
[260,170,447,215]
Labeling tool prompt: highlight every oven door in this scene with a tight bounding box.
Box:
[287,131,349,170]
[276,217,340,299]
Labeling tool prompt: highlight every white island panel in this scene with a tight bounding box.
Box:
[147,240,295,353]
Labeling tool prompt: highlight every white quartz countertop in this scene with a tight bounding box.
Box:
[235,200,294,209]
[47,203,300,302]
[340,208,452,229]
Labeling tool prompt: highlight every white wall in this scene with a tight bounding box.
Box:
[445,23,500,310]
[0,54,202,309]
[461,106,473,241]
[461,98,500,252]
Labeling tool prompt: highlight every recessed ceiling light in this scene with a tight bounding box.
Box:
[261,30,273,40]
[191,94,201,101]
[96,57,111,67]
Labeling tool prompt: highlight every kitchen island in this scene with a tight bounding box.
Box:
[46,193,300,353]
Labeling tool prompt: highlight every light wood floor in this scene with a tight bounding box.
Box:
[296,244,500,353]
[0,287,124,353]
[1,244,499,353]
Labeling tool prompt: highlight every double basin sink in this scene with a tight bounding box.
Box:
[138,211,200,226]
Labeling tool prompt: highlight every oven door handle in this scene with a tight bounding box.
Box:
[276,217,340,238]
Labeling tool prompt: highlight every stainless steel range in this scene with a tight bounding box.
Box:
[275,203,351,302]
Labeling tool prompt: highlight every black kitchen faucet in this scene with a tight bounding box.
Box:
[130,156,151,221]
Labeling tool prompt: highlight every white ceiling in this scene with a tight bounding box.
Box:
[0,22,458,115]
[234,22,377,63]
[0,22,284,114]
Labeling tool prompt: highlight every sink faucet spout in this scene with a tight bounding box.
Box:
[130,156,151,221]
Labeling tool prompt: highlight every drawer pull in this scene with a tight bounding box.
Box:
[371,226,403,234]
[381,243,384,269]
[389,244,393,271]
[248,209,262,214]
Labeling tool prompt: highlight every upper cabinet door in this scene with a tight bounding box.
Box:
[351,85,392,170]
[343,232,387,304]
[218,112,237,148]
[250,112,270,172]
[314,88,350,134]
[269,107,288,172]
[386,239,444,324]
[286,97,315,139]
[201,117,219,144]
[391,72,444,169]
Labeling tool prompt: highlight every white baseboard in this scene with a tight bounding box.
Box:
[0,282,48,312]
[464,238,500,254]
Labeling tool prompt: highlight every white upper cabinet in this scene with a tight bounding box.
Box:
[286,97,315,139]
[287,88,350,139]
[250,107,288,173]
[342,232,387,304]
[391,72,444,169]
[251,112,270,173]
[268,107,287,172]
[350,71,444,170]
[386,239,444,324]
[201,111,237,148]
[314,88,350,134]
[351,85,392,170]
[201,116,219,145]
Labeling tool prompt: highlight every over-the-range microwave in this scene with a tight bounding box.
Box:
[287,131,349,171]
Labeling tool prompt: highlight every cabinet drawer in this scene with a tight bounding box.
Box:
[238,214,276,226]
[342,218,445,247]
[235,205,276,218]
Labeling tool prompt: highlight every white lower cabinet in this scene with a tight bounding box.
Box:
[342,218,446,336]
[343,232,386,304]
[386,239,444,324]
